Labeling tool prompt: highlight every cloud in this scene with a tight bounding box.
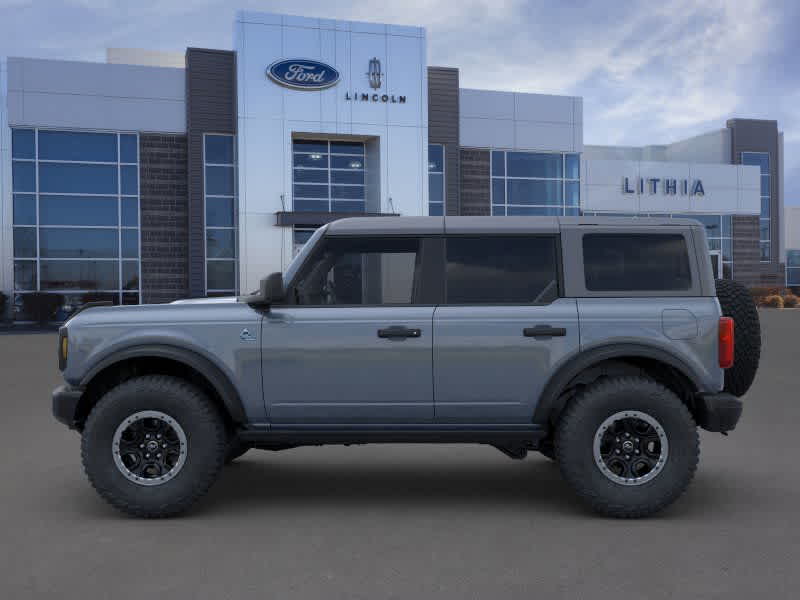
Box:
[0,0,796,200]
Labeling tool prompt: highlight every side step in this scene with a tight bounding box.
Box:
[238,424,548,448]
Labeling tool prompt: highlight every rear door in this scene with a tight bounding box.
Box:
[432,235,580,423]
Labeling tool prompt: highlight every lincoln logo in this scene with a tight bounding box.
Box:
[623,176,705,196]
[367,57,382,89]
[266,59,341,90]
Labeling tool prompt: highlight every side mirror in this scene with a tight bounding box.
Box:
[238,272,284,306]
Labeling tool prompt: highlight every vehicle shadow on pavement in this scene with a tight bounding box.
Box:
[199,454,581,515]
[184,451,745,519]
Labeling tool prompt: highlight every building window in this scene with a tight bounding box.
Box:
[428,144,445,216]
[787,250,800,287]
[293,227,317,257]
[204,134,238,296]
[742,152,770,262]
[11,128,140,320]
[490,151,580,216]
[581,212,733,279]
[292,140,365,213]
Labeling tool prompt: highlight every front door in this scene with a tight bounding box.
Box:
[262,236,434,424]
[433,235,580,423]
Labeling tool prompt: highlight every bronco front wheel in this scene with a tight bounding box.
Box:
[81,375,227,518]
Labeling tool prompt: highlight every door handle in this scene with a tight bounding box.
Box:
[523,325,567,338]
[378,326,422,339]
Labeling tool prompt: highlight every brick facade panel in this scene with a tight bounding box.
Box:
[139,133,189,304]
[459,149,490,216]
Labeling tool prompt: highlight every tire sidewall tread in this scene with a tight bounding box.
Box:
[555,376,699,518]
[715,278,761,397]
[81,375,226,518]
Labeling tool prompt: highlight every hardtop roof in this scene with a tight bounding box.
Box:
[325,215,703,235]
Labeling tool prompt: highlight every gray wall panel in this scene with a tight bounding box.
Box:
[7,57,185,133]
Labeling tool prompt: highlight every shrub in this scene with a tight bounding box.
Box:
[782,294,799,308]
[762,294,784,309]
[21,292,64,324]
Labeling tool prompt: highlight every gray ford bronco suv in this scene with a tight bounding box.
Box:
[53,216,760,518]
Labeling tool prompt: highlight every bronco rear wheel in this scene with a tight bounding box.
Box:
[81,375,227,518]
[715,278,761,397]
[555,376,699,518]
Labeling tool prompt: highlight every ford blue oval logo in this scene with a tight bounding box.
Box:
[267,59,340,90]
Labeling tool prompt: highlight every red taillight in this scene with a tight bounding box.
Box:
[719,317,734,369]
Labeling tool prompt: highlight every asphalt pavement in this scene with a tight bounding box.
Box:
[1,309,798,599]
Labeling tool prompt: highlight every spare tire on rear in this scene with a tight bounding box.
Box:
[715,279,761,396]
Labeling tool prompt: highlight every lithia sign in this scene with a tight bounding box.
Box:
[623,177,705,196]
[267,57,407,103]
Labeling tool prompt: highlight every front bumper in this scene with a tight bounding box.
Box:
[694,392,743,433]
[52,385,84,430]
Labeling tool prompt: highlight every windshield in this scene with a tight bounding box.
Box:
[283,224,328,287]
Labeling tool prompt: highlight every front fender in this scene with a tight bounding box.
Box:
[77,342,246,423]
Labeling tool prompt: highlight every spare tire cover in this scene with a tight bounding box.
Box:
[715,278,761,397]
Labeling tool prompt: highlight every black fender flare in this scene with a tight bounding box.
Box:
[80,344,246,423]
[532,343,704,426]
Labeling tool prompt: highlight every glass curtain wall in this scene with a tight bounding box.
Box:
[11,128,140,320]
[491,151,580,216]
[204,134,238,296]
[428,144,444,216]
[290,139,366,251]
[787,250,800,287]
[741,152,771,262]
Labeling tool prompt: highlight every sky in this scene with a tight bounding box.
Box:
[1,0,798,202]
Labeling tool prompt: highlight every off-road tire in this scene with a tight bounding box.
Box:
[81,375,227,518]
[555,376,699,518]
[225,436,250,464]
[715,278,761,397]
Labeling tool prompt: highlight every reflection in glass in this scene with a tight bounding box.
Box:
[13,194,36,225]
[39,163,118,194]
[206,229,236,259]
[12,129,35,159]
[12,161,35,192]
[40,195,118,226]
[14,261,36,291]
[38,130,117,162]
[40,261,119,290]
[13,228,36,258]
[206,197,234,227]
[205,166,235,196]
[122,229,139,259]
[507,152,563,179]
[39,228,118,258]
[120,135,138,163]
[207,261,236,290]
[204,135,234,164]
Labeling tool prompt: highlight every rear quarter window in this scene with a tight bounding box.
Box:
[582,234,691,292]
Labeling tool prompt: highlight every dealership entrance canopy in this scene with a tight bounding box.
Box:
[0,10,786,319]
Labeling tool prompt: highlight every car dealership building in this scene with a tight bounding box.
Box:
[0,11,788,319]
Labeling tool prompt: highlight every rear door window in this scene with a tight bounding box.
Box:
[582,234,691,292]
[445,236,559,304]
